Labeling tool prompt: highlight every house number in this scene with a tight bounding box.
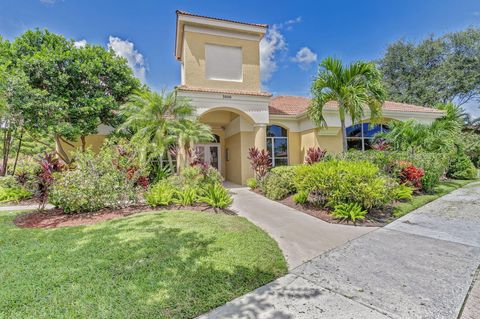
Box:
[222,95,232,99]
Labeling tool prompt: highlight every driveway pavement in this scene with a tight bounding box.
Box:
[226,185,376,269]
[202,182,480,319]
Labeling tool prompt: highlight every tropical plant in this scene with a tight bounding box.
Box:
[293,190,309,205]
[144,180,177,207]
[309,57,386,152]
[247,147,271,180]
[198,183,233,210]
[172,119,213,172]
[398,163,425,189]
[332,202,367,225]
[120,89,193,169]
[392,184,414,201]
[304,147,326,164]
[246,177,258,189]
[174,187,198,206]
[0,186,31,203]
[37,152,63,210]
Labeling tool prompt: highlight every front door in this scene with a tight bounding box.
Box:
[194,144,220,171]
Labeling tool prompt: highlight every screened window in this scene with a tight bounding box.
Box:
[266,125,288,166]
[346,123,389,150]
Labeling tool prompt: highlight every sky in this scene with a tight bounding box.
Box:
[1,0,479,116]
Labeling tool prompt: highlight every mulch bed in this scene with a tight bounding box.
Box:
[254,189,393,227]
[14,204,236,229]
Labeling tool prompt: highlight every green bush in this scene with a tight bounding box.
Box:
[448,152,478,180]
[260,173,291,200]
[270,166,297,193]
[408,152,449,192]
[0,186,32,203]
[246,177,258,189]
[174,187,198,206]
[145,180,177,206]
[168,165,222,190]
[393,184,414,201]
[332,202,367,225]
[0,176,20,189]
[199,183,233,209]
[49,149,138,213]
[293,191,308,204]
[294,160,394,209]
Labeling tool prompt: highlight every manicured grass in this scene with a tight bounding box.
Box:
[393,179,476,218]
[0,210,287,319]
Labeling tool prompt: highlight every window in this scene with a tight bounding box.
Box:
[266,125,288,166]
[346,123,389,150]
[205,44,243,82]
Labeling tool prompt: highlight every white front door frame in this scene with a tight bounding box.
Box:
[195,143,221,172]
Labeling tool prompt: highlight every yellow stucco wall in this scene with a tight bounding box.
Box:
[288,131,301,165]
[299,128,343,160]
[183,31,261,92]
[225,132,242,185]
[60,134,107,156]
[240,131,254,184]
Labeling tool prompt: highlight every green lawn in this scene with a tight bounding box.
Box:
[393,179,476,218]
[0,210,287,319]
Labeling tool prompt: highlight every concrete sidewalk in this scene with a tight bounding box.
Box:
[0,203,54,212]
[226,186,376,269]
[201,182,480,319]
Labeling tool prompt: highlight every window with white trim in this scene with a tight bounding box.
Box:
[346,123,389,150]
[266,125,288,166]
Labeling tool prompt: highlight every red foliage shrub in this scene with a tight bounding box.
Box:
[247,147,271,179]
[371,139,390,151]
[304,147,327,164]
[37,153,64,210]
[399,164,425,189]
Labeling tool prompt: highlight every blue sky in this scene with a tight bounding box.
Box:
[1,0,479,115]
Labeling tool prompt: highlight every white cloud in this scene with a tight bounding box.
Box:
[74,39,87,48]
[283,16,302,31]
[292,47,317,69]
[260,25,286,82]
[108,36,146,82]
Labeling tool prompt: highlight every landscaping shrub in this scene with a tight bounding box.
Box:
[247,147,271,180]
[294,160,394,210]
[293,190,308,204]
[199,183,233,209]
[260,172,291,200]
[0,186,31,203]
[13,157,41,193]
[332,202,367,225]
[407,152,449,193]
[448,152,477,180]
[398,162,424,189]
[174,187,198,206]
[304,147,326,164]
[145,180,177,206]
[168,165,222,190]
[0,176,20,188]
[270,166,297,193]
[392,184,414,201]
[246,177,258,189]
[49,149,138,213]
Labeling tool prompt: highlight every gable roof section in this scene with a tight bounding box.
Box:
[176,10,268,28]
[269,96,444,116]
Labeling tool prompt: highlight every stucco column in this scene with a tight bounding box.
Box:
[253,124,267,151]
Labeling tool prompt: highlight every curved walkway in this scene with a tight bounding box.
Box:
[226,184,376,270]
[202,182,480,318]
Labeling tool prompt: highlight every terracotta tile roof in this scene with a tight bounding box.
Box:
[176,85,272,97]
[176,10,268,28]
[268,96,444,116]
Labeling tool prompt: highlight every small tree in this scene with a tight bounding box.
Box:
[309,57,386,153]
[247,147,271,180]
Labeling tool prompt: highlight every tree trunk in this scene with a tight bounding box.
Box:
[12,127,24,175]
[340,119,348,153]
[1,128,13,176]
[80,136,86,152]
[54,134,71,164]
[166,148,174,172]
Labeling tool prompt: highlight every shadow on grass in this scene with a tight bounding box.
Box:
[0,211,287,319]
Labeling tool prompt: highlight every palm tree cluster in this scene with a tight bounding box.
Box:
[119,89,212,173]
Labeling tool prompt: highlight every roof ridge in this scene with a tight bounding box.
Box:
[176,10,268,28]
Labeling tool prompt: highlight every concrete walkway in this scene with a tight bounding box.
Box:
[202,182,480,319]
[226,185,376,269]
[0,203,53,212]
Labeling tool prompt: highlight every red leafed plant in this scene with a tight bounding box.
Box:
[304,147,327,164]
[371,139,390,151]
[247,147,271,180]
[399,164,425,189]
[37,152,64,210]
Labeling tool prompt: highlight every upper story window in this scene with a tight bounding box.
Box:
[205,44,243,82]
[346,123,389,150]
[266,125,288,167]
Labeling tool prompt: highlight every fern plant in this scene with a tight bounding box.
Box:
[332,202,367,225]
[199,183,233,210]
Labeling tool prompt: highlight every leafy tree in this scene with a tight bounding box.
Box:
[309,57,386,152]
[9,29,140,163]
[119,89,194,169]
[378,28,480,107]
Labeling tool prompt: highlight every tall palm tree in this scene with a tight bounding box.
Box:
[309,57,386,152]
[119,89,193,168]
[172,119,213,172]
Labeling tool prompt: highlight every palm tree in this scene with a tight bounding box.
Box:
[309,57,386,152]
[172,119,213,172]
[119,89,193,168]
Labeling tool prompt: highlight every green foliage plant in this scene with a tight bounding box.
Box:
[293,191,309,205]
[332,202,367,225]
[144,180,177,207]
[198,183,233,210]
